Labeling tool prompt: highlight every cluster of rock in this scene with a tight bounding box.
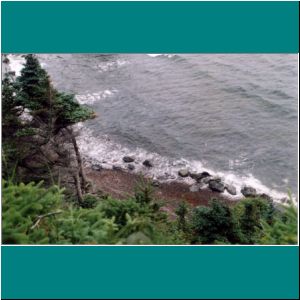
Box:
[92,156,275,202]
[178,168,236,195]
[178,168,273,201]
[92,156,154,173]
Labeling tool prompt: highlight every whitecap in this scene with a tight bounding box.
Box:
[75,126,295,204]
[75,89,117,105]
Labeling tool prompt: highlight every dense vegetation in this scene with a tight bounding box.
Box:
[1,54,298,245]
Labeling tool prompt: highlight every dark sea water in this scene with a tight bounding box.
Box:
[8,54,299,200]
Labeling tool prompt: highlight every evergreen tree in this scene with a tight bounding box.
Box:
[191,200,241,244]
[2,75,22,137]
[17,54,51,112]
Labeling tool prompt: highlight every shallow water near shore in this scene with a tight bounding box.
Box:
[7,54,298,201]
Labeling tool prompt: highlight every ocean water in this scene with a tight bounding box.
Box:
[6,54,299,201]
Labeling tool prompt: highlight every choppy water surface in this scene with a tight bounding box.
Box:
[8,54,298,200]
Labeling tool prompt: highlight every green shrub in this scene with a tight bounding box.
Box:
[191,199,241,244]
[234,197,275,244]
[2,180,63,244]
[175,201,189,232]
[260,202,297,245]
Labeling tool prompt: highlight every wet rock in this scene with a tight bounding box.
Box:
[123,156,135,163]
[209,180,225,193]
[211,176,222,182]
[258,193,273,202]
[201,171,211,178]
[127,164,135,171]
[191,171,211,182]
[92,164,102,171]
[241,186,257,197]
[189,172,202,181]
[225,184,237,195]
[113,165,122,171]
[152,180,160,187]
[143,159,153,168]
[201,176,213,184]
[178,169,189,177]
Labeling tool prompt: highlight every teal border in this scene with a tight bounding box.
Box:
[1,1,299,53]
[2,246,299,299]
[1,1,299,299]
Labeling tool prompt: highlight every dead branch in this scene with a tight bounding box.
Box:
[30,210,62,230]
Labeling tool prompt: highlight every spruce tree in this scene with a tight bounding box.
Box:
[17,54,51,112]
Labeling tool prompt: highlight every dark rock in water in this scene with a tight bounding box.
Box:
[225,184,237,195]
[143,159,153,168]
[92,164,102,171]
[211,176,222,183]
[152,180,160,187]
[127,164,135,171]
[201,171,211,178]
[113,165,122,171]
[189,172,202,180]
[123,156,135,163]
[209,180,225,193]
[190,171,211,182]
[201,176,213,184]
[178,169,189,177]
[241,186,257,197]
[258,193,273,202]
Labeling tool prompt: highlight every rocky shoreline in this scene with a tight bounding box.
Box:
[90,155,280,197]
[85,155,287,214]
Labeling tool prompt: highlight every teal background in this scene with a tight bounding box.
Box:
[2,246,299,299]
[1,1,299,53]
[1,1,299,299]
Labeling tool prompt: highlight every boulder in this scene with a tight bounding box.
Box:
[189,172,202,181]
[201,171,211,178]
[209,180,225,193]
[152,180,160,187]
[241,186,257,197]
[123,156,135,163]
[225,184,237,195]
[113,165,122,171]
[91,164,102,171]
[201,176,213,184]
[127,164,135,171]
[258,193,273,202]
[143,159,153,168]
[190,171,211,182]
[178,169,189,177]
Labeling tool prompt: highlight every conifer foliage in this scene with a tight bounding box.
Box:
[1,55,298,245]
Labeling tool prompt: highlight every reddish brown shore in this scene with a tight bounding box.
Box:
[85,168,240,215]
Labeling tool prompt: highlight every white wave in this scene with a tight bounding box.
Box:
[5,54,25,76]
[75,89,117,105]
[147,54,162,57]
[95,59,127,72]
[75,126,294,204]
[147,54,175,58]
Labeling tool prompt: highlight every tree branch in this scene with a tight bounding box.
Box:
[30,210,62,230]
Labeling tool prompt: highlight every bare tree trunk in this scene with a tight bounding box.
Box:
[65,127,88,190]
[73,171,84,204]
